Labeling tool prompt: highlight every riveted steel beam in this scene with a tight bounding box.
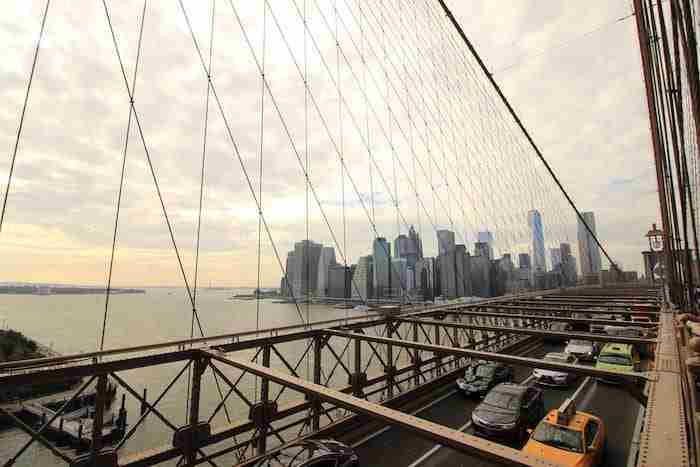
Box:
[397,318,657,345]
[205,351,554,467]
[325,330,653,383]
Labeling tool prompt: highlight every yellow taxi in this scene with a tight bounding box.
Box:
[522,400,606,466]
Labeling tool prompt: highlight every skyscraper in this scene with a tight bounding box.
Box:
[316,246,337,297]
[352,255,373,300]
[391,257,409,297]
[528,210,546,273]
[415,257,437,301]
[373,237,391,298]
[518,253,531,269]
[559,242,577,285]
[291,240,323,298]
[550,248,562,270]
[577,212,602,275]
[477,231,494,259]
[408,225,423,259]
[436,230,456,255]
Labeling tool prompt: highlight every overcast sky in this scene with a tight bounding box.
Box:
[0,1,658,287]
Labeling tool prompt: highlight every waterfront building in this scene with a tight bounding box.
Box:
[577,211,602,275]
[373,237,391,298]
[352,255,373,300]
[415,257,437,301]
[528,209,546,273]
[291,240,323,298]
[328,264,352,298]
[316,247,337,297]
[477,231,494,259]
[550,248,562,270]
[518,253,531,269]
[436,229,456,255]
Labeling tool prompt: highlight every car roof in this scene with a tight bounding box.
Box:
[544,352,570,359]
[492,382,529,395]
[600,342,633,354]
[542,409,600,432]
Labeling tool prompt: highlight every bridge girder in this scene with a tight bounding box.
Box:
[207,351,552,467]
[325,330,653,383]
[398,317,657,345]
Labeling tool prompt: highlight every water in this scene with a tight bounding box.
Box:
[0,288,370,466]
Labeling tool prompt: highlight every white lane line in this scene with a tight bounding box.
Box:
[406,373,537,467]
[351,388,459,448]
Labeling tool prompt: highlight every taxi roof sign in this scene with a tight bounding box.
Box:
[556,397,577,425]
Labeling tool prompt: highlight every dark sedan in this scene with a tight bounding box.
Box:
[456,361,513,397]
[471,383,544,445]
[252,439,359,467]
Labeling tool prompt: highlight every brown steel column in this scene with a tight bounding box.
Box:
[186,356,205,466]
[90,374,107,458]
[312,336,322,431]
[257,345,271,456]
[634,0,676,302]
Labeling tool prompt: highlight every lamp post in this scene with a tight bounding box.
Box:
[645,223,664,283]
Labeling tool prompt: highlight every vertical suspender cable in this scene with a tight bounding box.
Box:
[436,0,622,275]
[1,0,51,235]
[255,0,268,398]
[100,0,145,352]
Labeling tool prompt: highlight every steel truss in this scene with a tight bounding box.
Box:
[0,289,665,467]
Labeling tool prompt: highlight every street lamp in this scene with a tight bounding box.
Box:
[645,223,664,282]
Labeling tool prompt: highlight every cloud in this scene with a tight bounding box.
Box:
[0,0,661,288]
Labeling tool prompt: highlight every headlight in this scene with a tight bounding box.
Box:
[494,420,517,429]
[472,413,487,425]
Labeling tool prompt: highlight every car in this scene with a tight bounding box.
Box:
[595,343,640,383]
[523,402,606,466]
[564,339,597,362]
[251,439,359,467]
[532,352,578,386]
[471,383,544,445]
[456,361,513,397]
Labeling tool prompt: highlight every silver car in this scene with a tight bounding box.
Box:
[532,352,578,386]
[564,339,596,362]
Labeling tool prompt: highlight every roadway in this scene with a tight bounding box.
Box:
[345,341,642,467]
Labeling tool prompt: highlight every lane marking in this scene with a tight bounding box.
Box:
[350,388,459,448]
[406,374,537,467]
[352,350,540,448]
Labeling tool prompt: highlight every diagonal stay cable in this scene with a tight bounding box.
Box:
[100,0,233,428]
[176,0,308,326]
[100,0,196,308]
[436,0,621,273]
[259,0,412,298]
[182,0,374,306]
[1,0,51,235]
[100,0,147,353]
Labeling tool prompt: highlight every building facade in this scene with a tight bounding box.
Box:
[373,237,391,298]
[577,211,602,276]
[316,246,337,297]
[436,230,456,255]
[352,255,373,300]
[528,209,546,273]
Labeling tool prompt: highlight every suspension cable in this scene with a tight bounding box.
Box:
[1,0,51,235]
[100,0,146,352]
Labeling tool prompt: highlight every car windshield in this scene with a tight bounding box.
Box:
[544,354,569,363]
[475,366,496,377]
[532,423,584,453]
[483,390,521,410]
[568,340,590,347]
[598,354,631,365]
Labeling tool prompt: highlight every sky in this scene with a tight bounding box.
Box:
[0,1,659,287]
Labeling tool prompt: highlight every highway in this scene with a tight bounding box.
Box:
[344,341,642,467]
